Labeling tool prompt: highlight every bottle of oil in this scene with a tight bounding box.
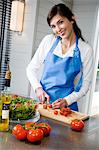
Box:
[0,65,11,131]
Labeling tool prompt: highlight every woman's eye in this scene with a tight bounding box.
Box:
[58,20,64,25]
[50,25,55,29]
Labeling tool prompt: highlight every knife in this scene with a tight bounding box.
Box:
[43,97,48,104]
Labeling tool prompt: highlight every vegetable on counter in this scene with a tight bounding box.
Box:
[12,124,27,140]
[9,96,36,120]
[12,122,52,143]
[36,122,52,136]
[70,119,85,131]
[27,128,44,143]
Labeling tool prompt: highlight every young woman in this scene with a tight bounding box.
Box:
[26,3,93,111]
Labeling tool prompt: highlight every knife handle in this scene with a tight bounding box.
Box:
[44,97,47,104]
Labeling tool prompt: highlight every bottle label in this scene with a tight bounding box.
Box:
[2,103,10,119]
[2,110,9,119]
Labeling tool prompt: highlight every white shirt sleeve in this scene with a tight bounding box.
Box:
[64,43,94,105]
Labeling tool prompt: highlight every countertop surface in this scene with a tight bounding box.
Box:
[0,116,99,150]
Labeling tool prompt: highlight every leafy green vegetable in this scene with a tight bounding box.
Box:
[9,96,36,120]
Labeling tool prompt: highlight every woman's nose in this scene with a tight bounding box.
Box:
[55,25,61,32]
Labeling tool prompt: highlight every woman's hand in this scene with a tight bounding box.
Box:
[35,87,50,103]
[52,98,68,109]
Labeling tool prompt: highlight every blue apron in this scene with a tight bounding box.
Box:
[40,36,83,111]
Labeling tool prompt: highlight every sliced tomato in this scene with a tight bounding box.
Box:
[60,107,72,116]
[47,104,52,108]
[54,110,58,115]
[63,111,69,116]
[60,110,64,115]
[60,107,66,112]
[27,129,44,142]
[43,104,47,109]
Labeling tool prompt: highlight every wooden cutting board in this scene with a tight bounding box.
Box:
[38,104,89,125]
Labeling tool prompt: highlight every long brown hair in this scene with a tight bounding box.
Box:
[47,3,85,41]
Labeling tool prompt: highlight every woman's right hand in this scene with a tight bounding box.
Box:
[35,87,50,103]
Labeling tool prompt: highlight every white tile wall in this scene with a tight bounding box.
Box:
[72,0,99,46]
[10,0,38,96]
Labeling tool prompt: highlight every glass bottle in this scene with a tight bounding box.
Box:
[0,65,11,131]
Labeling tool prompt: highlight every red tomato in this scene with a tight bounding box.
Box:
[43,104,47,109]
[63,111,69,116]
[60,107,71,113]
[16,129,27,140]
[71,119,85,131]
[37,125,48,136]
[47,104,52,108]
[27,129,44,142]
[39,122,52,136]
[60,110,64,115]
[36,123,51,136]
[12,124,24,136]
[54,110,58,115]
[60,107,72,117]
[25,122,36,130]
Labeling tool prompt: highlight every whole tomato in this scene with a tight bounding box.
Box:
[12,124,24,136]
[71,119,85,131]
[16,129,27,140]
[37,123,52,136]
[25,122,36,130]
[27,129,44,142]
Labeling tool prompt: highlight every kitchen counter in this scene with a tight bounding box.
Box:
[0,116,99,150]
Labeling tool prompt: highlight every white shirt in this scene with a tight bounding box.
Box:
[26,34,94,105]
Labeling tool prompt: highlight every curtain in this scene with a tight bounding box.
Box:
[0,0,12,91]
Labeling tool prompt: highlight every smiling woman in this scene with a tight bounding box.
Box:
[0,0,12,91]
[26,3,93,112]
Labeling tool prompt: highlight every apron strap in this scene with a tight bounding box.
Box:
[44,36,61,62]
[74,36,83,92]
[49,36,61,53]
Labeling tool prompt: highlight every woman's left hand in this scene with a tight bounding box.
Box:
[52,98,68,109]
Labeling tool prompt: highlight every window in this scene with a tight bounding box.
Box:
[0,0,12,91]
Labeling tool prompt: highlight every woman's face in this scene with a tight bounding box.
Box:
[50,14,74,40]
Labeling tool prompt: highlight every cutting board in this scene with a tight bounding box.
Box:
[38,104,89,125]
